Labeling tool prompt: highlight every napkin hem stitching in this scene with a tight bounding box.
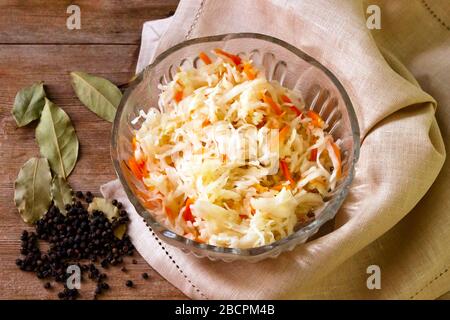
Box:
[185,0,207,40]
[409,265,449,299]
[421,0,450,31]
[148,226,208,299]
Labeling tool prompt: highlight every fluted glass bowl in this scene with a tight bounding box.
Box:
[111,33,360,262]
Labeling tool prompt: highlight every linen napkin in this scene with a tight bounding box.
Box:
[102,0,449,299]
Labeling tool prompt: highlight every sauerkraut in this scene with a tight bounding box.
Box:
[128,49,342,249]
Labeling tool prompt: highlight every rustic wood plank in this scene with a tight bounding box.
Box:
[0,44,186,299]
[0,0,178,44]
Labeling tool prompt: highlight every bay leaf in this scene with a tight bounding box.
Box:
[88,197,119,221]
[113,224,127,240]
[11,82,46,127]
[51,175,73,215]
[70,71,122,122]
[36,98,79,179]
[14,158,52,224]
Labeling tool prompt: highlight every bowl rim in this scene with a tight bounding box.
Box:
[111,32,360,258]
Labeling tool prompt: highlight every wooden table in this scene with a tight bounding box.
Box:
[0,0,187,300]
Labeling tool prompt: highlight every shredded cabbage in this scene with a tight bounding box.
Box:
[129,49,342,249]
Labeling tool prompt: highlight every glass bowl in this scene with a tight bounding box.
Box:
[111,33,360,262]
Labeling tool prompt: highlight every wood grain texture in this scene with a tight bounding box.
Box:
[0,1,186,300]
[0,0,178,44]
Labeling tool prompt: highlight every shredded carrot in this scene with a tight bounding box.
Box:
[280,94,291,104]
[306,110,324,127]
[279,125,290,143]
[199,51,212,64]
[128,158,142,180]
[272,184,284,191]
[195,237,205,243]
[280,94,302,117]
[165,206,176,222]
[183,198,195,223]
[280,159,295,186]
[173,89,183,103]
[309,148,318,161]
[202,119,211,127]
[128,156,148,181]
[263,93,283,116]
[290,106,302,117]
[131,137,137,151]
[331,142,342,178]
[139,196,160,210]
[243,63,256,80]
[256,117,266,129]
[214,48,242,65]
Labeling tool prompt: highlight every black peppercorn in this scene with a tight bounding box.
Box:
[17,201,134,300]
[125,280,133,287]
[75,191,84,198]
[142,272,149,280]
[95,286,102,295]
[44,282,51,289]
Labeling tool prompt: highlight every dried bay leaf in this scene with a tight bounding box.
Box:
[88,197,119,221]
[70,71,122,122]
[14,158,52,224]
[36,98,79,179]
[113,224,127,240]
[88,197,128,239]
[51,175,73,215]
[11,82,46,127]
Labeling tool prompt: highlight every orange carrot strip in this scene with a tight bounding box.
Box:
[214,48,242,65]
[199,51,212,64]
[309,148,318,161]
[290,106,302,117]
[306,110,324,127]
[243,63,256,80]
[263,93,283,116]
[202,119,211,127]
[173,90,183,103]
[128,158,143,180]
[279,125,290,143]
[280,159,295,186]
[183,198,195,223]
[281,94,302,117]
[280,94,292,104]
[331,142,342,178]
[272,184,284,191]
[280,94,303,117]
[165,207,176,222]
[128,154,148,181]
[131,137,137,151]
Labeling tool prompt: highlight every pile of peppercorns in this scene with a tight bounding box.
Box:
[15,192,149,300]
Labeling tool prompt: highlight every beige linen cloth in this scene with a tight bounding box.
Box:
[102,0,450,299]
